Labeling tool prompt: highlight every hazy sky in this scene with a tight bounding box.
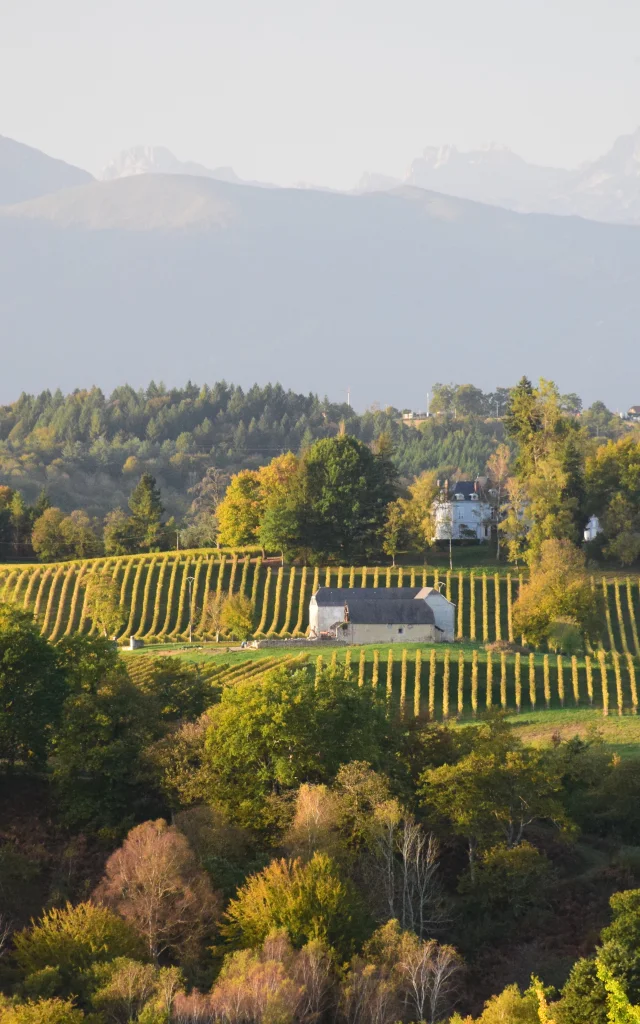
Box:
[3,0,640,189]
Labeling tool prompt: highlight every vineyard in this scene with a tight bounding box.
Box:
[0,551,638,654]
[125,644,640,721]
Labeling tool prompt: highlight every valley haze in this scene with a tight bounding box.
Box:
[1,133,640,409]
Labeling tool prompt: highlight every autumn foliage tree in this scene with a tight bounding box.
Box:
[512,538,602,648]
[222,852,367,957]
[93,819,222,963]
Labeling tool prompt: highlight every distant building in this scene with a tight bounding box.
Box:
[584,515,602,542]
[432,478,492,542]
[399,411,429,428]
[627,406,640,422]
[309,586,455,644]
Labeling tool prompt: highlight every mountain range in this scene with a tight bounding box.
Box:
[358,129,640,225]
[1,157,640,408]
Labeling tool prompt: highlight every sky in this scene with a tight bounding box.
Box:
[3,0,640,189]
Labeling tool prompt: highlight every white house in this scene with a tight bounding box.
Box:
[584,515,602,542]
[432,479,492,542]
[309,586,456,644]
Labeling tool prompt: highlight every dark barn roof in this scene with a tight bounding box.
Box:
[314,587,422,604]
[344,598,435,625]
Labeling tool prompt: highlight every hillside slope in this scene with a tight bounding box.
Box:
[0,135,93,205]
[1,175,640,406]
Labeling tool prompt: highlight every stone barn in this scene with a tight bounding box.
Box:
[309,586,455,644]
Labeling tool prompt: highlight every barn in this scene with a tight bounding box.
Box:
[309,586,455,644]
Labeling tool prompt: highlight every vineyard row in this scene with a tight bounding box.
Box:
[0,554,639,653]
[128,645,639,720]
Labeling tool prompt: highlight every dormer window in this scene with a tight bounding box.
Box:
[455,492,464,500]
[470,494,479,501]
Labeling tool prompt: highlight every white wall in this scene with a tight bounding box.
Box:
[339,622,439,644]
[423,590,456,641]
[433,499,491,541]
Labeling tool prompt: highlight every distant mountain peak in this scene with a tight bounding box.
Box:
[357,127,640,223]
[101,146,241,185]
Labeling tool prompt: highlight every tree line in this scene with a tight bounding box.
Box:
[0,378,631,543]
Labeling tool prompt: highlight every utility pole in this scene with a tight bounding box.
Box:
[187,575,195,643]
[426,392,430,417]
[176,530,180,551]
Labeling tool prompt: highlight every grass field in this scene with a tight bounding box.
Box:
[1,550,639,657]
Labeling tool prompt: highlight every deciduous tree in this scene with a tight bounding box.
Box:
[94,819,222,963]
[222,853,367,956]
[0,608,67,770]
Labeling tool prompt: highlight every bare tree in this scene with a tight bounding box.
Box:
[205,592,227,643]
[340,959,400,1024]
[172,990,216,1024]
[366,800,446,938]
[292,939,335,1023]
[92,960,159,1024]
[398,938,462,1024]
[0,914,11,960]
[93,819,222,963]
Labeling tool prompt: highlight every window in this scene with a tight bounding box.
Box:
[398,628,404,634]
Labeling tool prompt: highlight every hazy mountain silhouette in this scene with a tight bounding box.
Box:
[0,135,93,206]
[359,128,640,226]
[0,173,638,407]
[102,145,241,185]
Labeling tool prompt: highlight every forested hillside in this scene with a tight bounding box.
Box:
[0,379,626,527]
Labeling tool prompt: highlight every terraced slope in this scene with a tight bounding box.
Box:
[0,553,638,656]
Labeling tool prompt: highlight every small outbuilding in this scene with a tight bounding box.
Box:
[309,586,456,644]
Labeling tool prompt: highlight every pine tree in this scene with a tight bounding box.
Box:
[128,473,165,550]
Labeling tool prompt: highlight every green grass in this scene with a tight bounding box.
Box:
[499,707,640,758]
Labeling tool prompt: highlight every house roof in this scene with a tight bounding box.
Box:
[451,481,477,497]
[313,587,423,605]
[342,597,435,625]
[629,406,640,415]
